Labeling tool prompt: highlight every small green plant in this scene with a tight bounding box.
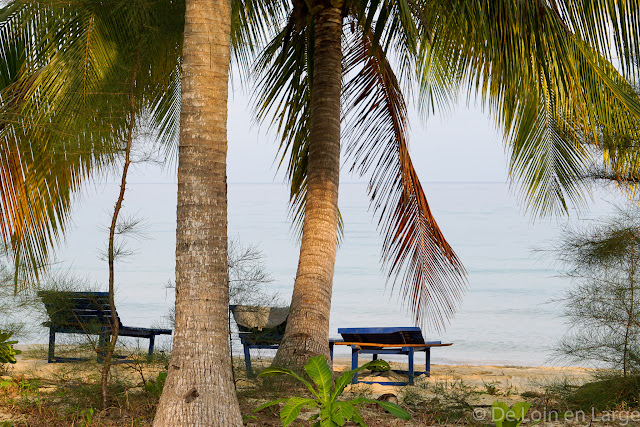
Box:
[0,332,20,364]
[144,371,167,399]
[254,355,410,426]
[483,381,500,395]
[398,386,425,406]
[80,407,95,426]
[491,401,531,427]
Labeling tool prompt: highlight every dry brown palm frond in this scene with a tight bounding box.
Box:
[344,26,466,329]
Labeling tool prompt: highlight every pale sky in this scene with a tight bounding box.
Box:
[134,84,510,187]
[225,81,509,185]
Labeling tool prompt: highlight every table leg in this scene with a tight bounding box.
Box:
[408,348,415,385]
[329,341,335,367]
[48,328,56,363]
[243,343,253,377]
[351,345,359,384]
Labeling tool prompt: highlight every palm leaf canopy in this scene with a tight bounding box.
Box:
[0,0,292,287]
[0,0,184,288]
[419,1,640,216]
[251,0,467,329]
[250,0,640,328]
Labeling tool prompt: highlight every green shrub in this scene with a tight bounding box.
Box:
[0,332,20,364]
[144,371,167,399]
[569,375,640,411]
[255,355,410,426]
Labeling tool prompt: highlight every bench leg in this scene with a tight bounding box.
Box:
[148,335,156,359]
[97,332,107,363]
[351,346,359,384]
[329,341,335,368]
[48,328,56,363]
[408,348,415,385]
[425,347,431,377]
[243,343,253,377]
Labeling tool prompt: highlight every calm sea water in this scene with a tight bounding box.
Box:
[41,178,623,367]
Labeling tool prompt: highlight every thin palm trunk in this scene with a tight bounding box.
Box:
[273,5,343,369]
[153,0,242,424]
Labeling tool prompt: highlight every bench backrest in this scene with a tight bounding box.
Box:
[338,327,426,345]
[38,291,123,332]
[229,305,289,345]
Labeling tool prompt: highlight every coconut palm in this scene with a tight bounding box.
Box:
[252,0,640,369]
[0,0,282,287]
[250,0,469,369]
[152,0,245,421]
[0,1,249,423]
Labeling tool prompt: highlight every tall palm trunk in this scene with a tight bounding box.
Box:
[273,5,343,369]
[153,0,242,424]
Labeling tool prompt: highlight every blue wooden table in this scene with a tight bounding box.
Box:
[330,327,452,385]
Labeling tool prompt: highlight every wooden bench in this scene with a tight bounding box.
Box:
[38,291,172,363]
[330,327,452,385]
[229,305,289,377]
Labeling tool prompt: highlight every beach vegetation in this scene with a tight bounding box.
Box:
[483,381,500,396]
[0,332,20,365]
[550,206,640,376]
[143,371,167,400]
[255,355,411,426]
[396,377,478,424]
[568,375,640,412]
[490,401,531,427]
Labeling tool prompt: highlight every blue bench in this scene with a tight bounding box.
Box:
[39,291,172,363]
[330,327,452,385]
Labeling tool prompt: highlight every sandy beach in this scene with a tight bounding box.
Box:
[9,348,595,403]
[9,346,595,393]
[328,360,593,405]
[0,347,613,426]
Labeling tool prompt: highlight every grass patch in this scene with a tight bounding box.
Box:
[569,375,640,411]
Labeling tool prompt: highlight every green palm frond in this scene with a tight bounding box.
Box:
[231,0,288,79]
[0,0,183,287]
[558,0,640,78]
[252,6,314,237]
[419,1,640,217]
[148,65,182,166]
[343,25,466,328]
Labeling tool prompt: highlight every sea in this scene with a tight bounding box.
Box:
[34,176,626,367]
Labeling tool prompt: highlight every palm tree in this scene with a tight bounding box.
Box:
[1,1,246,423]
[253,0,640,369]
[152,0,243,423]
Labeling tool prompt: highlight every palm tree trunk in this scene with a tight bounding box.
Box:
[273,4,343,369]
[153,0,242,424]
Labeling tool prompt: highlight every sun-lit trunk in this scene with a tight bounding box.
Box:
[273,4,343,370]
[152,0,242,424]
